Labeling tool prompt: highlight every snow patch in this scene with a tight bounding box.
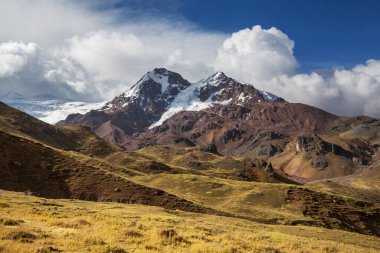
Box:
[147,71,170,93]
[258,90,282,102]
[149,80,231,129]
[198,71,229,87]
[237,92,251,103]
[121,69,178,105]
[219,98,232,105]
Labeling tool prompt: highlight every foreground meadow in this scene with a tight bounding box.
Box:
[0,190,379,253]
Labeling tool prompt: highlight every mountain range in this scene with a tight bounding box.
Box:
[56,68,379,183]
[1,68,379,184]
[0,68,380,251]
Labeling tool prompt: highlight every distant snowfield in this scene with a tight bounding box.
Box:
[0,92,104,124]
[37,101,105,124]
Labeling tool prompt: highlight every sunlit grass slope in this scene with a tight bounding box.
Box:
[1,190,380,253]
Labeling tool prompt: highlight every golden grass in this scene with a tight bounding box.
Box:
[130,173,307,222]
[1,190,379,253]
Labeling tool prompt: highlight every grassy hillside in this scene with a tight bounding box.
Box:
[307,160,380,203]
[131,173,303,223]
[1,190,380,253]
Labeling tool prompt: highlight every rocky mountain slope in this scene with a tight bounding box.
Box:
[59,68,380,183]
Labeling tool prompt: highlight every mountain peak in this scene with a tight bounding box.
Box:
[137,68,190,95]
[102,68,191,114]
[2,91,23,97]
[204,71,230,86]
[0,91,27,101]
[151,67,171,76]
[213,71,227,78]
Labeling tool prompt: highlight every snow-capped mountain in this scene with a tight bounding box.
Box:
[0,92,105,124]
[101,68,191,115]
[150,71,284,128]
[59,68,286,144]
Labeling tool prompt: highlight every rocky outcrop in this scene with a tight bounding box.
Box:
[126,103,338,157]
[174,137,195,147]
[223,128,243,143]
[200,144,219,155]
[295,134,348,156]
[286,187,380,236]
[257,143,282,157]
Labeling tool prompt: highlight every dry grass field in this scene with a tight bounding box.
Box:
[1,190,380,253]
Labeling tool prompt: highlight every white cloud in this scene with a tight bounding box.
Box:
[48,26,225,98]
[44,57,90,93]
[0,42,40,77]
[332,60,380,116]
[247,60,380,117]
[0,1,379,117]
[214,25,297,82]
[0,1,225,100]
[0,0,111,48]
[63,27,224,83]
[64,32,149,81]
[212,26,380,117]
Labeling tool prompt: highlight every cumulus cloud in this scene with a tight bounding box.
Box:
[0,42,40,77]
[45,58,90,94]
[46,26,224,99]
[214,25,297,82]
[213,26,380,117]
[332,60,380,116]
[241,60,380,117]
[0,0,225,100]
[0,0,111,48]
[63,28,224,82]
[0,1,379,117]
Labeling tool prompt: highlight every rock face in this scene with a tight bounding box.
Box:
[128,102,338,157]
[257,143,282,157]
[296,134,336,155]
[295,134,354,158]
[200,144,219,155]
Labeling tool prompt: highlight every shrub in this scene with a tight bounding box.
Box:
[3,231,37,243]
[160,229,177,239]
[104,246,127,253]
[125,230,143,238]
[1,218,24,226]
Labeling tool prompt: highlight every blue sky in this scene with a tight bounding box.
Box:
[104,0,380,72]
